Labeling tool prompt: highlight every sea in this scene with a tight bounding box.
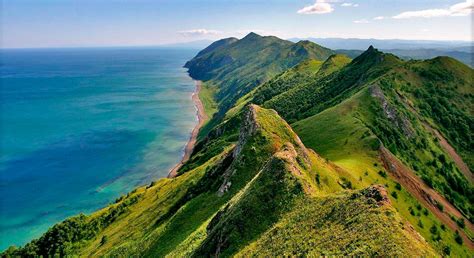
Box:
[0,47,199,250]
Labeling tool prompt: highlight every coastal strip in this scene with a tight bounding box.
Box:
[168,80,208,178]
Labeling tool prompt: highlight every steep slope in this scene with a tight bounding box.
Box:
[191,37,239,59]
[292,86,473,254]
[238,186,435,256]
[282,49,474,253]
[3,105,436,257]
[185,32,334,110]
[223,54,351,122]
[264,46,402,122]
[209,43,473,254]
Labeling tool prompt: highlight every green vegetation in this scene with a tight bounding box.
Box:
[185,32,334,110]
[238,188,435,257]
[5,34,473,256]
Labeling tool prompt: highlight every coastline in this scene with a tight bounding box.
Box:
[168,80,207,178]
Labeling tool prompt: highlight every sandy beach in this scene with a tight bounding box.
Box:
[168,80,207,178]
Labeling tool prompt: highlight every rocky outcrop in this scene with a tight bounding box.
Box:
[360,184,391,206]
[233,104,259,158]
[370,85,414,137]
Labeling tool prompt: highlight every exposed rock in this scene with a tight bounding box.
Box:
[370,85,414,137]
[233,104,259,158]
[361,184,391,206]
[217,105,260,196]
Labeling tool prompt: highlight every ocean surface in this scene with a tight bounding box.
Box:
[0,47,198,250]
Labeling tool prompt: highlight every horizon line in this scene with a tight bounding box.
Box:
[2,35,473,50]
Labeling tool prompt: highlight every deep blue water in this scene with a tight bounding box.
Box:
[0,47,198,250]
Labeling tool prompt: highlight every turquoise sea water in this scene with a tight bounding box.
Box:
[0,47,198,250]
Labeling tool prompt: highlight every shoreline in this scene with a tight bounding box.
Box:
[168,80,207,178]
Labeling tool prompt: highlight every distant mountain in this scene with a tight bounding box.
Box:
[337,48,474,67]
[290,37,472,51]
[185,32,334,110]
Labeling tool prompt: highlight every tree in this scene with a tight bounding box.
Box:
[101,235,108,246]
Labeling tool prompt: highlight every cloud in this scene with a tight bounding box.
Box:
[178,29,221,37]
[341,3,359,7]
[393,0,473,19]
[297,0,334,14]
[373,16,384,20]
[353,19,369,23]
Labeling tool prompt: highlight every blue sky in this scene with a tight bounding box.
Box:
[2,0,472,48]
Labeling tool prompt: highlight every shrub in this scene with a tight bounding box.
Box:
[395,182,402,191]
[100,235,108,246]
[456,218,465,229]
[417,220,424,229]
[442,245,451,255]
[422,208,429,216]
[454,231,463,245]
[391,191,398,199]
[340,177,353,189]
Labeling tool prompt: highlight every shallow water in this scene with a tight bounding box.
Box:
[0,47,198,249]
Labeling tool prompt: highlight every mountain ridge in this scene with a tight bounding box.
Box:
[4,33,473,257]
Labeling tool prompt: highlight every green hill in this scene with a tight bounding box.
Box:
[2,105,437,257]
[5,35,473,257]
[185,32,334,110]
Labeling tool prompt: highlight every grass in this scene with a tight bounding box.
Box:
[237,189,437,257]
[185,32,334,110]
[198,81,218,121]
[292,87,472,256]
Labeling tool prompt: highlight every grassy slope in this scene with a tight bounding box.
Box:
[185,32,335,110]
[197,81,219,140]
[223,54,351,124]
[238,188,436,257]
[264,47,399,122]
[3,105,437,257]
[293,87,472,255]
[400,57,474,171]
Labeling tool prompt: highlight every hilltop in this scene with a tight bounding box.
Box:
[184,32,334,111]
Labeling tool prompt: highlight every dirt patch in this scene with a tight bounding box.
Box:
[429,128,472,182]
[394,90,472,183]
[380,147,473,249]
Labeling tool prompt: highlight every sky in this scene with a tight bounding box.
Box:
[1,0,473,48]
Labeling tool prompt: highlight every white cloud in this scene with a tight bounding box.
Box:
[341,3,359,7]
[297,0,334,14]
[353,19,369,24]
[393,0,473,19]
[373,16,384,20]
[178,29,221,37]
